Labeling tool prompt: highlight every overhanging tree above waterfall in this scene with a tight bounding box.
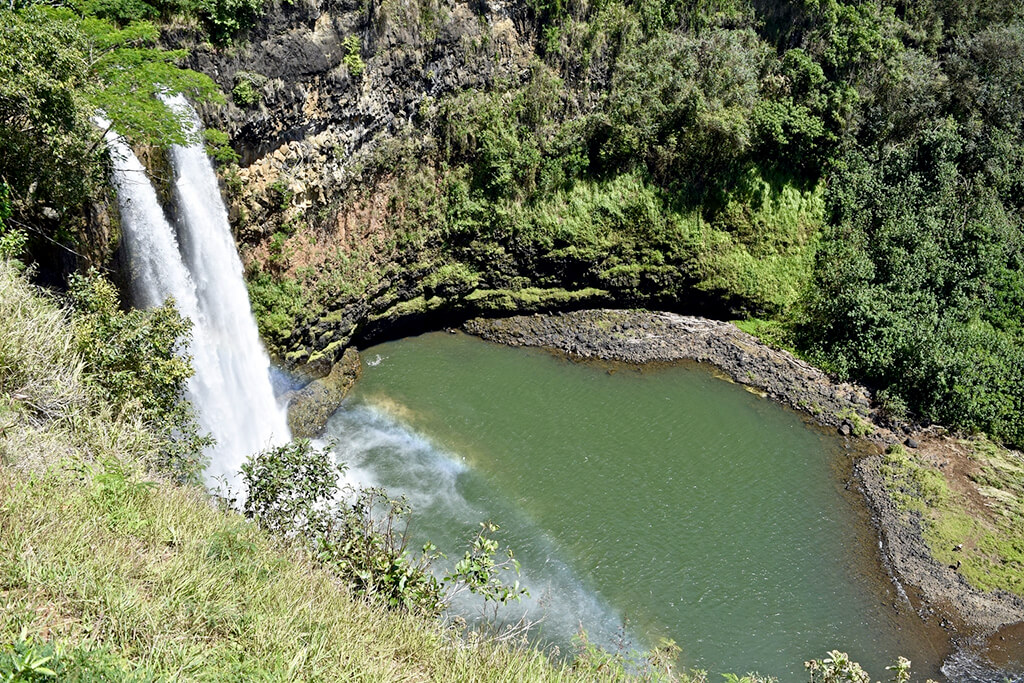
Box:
[0,5,221,253]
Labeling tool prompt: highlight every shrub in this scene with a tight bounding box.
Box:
[242,440,526,614]
[203,128,239,164]
[232,71,266,107]
[69,270,210,482]
[194,0,264,43]
[342,35,365,77]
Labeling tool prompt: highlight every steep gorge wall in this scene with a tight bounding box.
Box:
[170,0,555,373]
[178,0,537,245]
[170,0,819,377]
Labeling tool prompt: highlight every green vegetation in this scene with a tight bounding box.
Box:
[241,438,527,613]
[0,3,222,267]
[342,35,366,77]
[204,127,241,164]
[880,442,1024,596]
[232,70,267,107]
[239,0,1024,456]
[69,270,211,482]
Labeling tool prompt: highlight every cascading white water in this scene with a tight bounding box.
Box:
[98,102,290,491]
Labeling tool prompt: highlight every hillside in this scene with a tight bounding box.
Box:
[0,260,626,680]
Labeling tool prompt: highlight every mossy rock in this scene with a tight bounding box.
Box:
[286,347,362,438]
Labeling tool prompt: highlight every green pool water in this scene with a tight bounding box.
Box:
[323,331,951,680]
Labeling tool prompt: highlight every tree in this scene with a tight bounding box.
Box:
[0,6,221,247]
[69,270,211,482]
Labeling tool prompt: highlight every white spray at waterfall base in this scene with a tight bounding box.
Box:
[99,99,290,492]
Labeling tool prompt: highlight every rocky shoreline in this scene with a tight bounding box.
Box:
[463,309,1024,648]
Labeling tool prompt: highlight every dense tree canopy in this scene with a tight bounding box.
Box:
[408,0,1024,445]
[4,0,1024,447]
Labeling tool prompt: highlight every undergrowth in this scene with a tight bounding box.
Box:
[0,258,930,680]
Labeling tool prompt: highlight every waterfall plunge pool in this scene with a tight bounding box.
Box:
[323,331,955,680]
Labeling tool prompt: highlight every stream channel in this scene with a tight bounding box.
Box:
[322,331,953,680]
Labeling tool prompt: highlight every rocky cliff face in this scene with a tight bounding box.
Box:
[178,0,535,243]
[164,0,553,373]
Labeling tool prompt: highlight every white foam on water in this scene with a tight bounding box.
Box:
[325,401,633,654]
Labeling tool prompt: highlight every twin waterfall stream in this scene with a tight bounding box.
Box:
[100,95,289,490]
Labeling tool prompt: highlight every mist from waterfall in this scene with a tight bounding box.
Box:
[99,100,289,491]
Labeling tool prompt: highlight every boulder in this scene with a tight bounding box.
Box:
[286,346,362,438]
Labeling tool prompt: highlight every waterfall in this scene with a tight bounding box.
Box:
[98,101,290,492]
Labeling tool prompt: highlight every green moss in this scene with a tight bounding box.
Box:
[246,269,306,354]
[464,286,607,312]
[733,318,799,354]
[368,295,447,322]
[838,408,874,436]
[422,262,480,298]
[879,442,1024,597]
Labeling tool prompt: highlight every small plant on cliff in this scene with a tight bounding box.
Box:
[269,177,294,212]
[342,35,365,78]
[242,439,526,614]
[837,409,873,437]
[232,71,266,107]
[203,128,240,165]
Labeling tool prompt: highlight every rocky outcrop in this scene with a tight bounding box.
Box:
[285,345,362,437]
[172,0,537,247]
[857,453,1024,638]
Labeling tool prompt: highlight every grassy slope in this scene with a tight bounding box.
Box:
[0,260,602,681]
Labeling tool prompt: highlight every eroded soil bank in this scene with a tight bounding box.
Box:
[463,309,1024,658]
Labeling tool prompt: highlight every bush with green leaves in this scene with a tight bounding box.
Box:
[0,5,221,261]
[231,70,266,107]
[0,183,26,262]
[203,128,240,164]
[805,650,914,683]
[342,35,365,77]
[69,270,210,482]
[800,118,1024,445]
[241,439,526,614]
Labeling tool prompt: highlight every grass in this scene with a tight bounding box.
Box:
[880,442,1024,596]
[0,260,592,681]
[837,409,874,437]
[1,457,588,680]
[0,257,932,682]
[5,258,790,681]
